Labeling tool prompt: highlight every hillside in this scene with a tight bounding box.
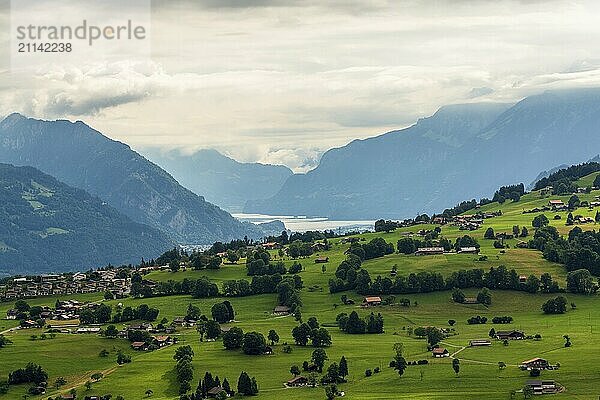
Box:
[0,114,282,244]
[246,88,600,219]
[142,148,292,212]
[0,163,173,274]
[2,164,600,399]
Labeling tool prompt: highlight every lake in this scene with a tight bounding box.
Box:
[233,213,375,234]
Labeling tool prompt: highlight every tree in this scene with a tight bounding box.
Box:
[223,327,244,350]
[477,287,492,306]
[426,327,444,347]
[292,323,312,346]
[484,227,495,239]
[85,380,93,391]
[524,275,540,294]
[237,372,255,396]
[268,329,280,345]
[452,358,460,376]
[523,385,535,399]
[568,195,580,209]
[311,327,332,347]
[339,356,348,379]
[448,319,456,326]
[488,328,496,338]
[498,361,506,371]
[186,304,201,321]
[211,302,233,323]
[542,296,568,314]
[173,345,194,362]
[325,384,338,400]
[311,348,328,372]
[520,226,529,237]
[205,320,221,340]
[344,311,366,334]
[563,334,572,347]
[104,324,119,338]
[532,214,549,228]
[242,332,267,355]
[394,355,407,377]
[145,389,154,397]
[290,365,300,377]
[91,372,103,381]
[226,250,240,264]
[54,376,67,389]
[451,288,465,303]
[566,269,596,294]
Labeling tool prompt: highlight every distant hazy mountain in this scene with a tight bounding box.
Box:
[142,148,292,212]
[245,102,512,219]
[0,114,282,244]
[0,163,173,274]
[246,88,600,219]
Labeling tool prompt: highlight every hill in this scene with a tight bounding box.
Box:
[142,148,292,212]
[246,88,600,219]
[0,114,282,244]
[2,163,600,399]
[0,163,173,274]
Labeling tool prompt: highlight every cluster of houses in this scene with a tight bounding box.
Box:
[131,335,176,351]
[7,299,102,327]
[0,271,130,301]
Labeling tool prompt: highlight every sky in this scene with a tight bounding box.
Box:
[1,0,600,172]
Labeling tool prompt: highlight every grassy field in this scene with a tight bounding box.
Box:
[2,176,600,399]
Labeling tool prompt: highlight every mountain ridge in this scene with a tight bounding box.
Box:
[0,114,281,244]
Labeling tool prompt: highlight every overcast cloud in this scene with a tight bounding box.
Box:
[1,0,600,171]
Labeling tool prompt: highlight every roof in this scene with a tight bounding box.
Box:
[549,200,564,204]
[496,330,524,336]
[154,335,170,341]
[417,247,445,252]
[207,386,225,395]
[521,357,547,364]
[273,305,290,313]
[432,348,448,354]
[287,376,308,384]
[363,296,382,303]
[131,341,146,347]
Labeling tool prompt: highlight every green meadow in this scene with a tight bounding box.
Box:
[2,174,600,399]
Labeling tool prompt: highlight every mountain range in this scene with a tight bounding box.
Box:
[0,163,173,274]
[142,148,292,212]
[0,114,282,245]
[245,88,600,219]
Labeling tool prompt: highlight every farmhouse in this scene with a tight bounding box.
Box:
[76,327,101,334]
[520,358,550,371]
[432,347,450,358]
[314,256,329,263]
[6,309,17,319]
[548,200,565,207]
[525,380,558,394]
[273,305,291,315]
[286,376,309,387]
[415,247,445,255]
[469,339,492,347]
[457,247,479,254]
[463,297,479,304]
[362,296,382,307]
[131,341,148,351]
[207,386,228,397]
[496,330,525,340]
[153,335,173,347]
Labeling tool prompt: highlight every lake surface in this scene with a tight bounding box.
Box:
[233,213,375,233]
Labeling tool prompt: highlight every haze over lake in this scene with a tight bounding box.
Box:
[233,213,375,234]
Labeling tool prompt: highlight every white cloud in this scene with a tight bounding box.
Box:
[2,0,600,170]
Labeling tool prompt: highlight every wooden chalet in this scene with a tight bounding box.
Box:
[495,330,525,340]
[362,296,382,307]
[432,347,450,358]
[314,256,329,263]
[457,247,479,254]
[286,376,309,387]
[520,358,550,371]
[273,305,291,315]
[525,380,558,394]
[415,247,445,256]
[469,339,492,347]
